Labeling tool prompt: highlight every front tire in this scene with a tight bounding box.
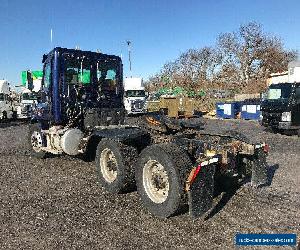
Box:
[135,143,192,218]
[95,139,138,193]
[28,123,46,158]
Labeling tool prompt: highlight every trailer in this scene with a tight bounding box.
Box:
[28,47,268,218]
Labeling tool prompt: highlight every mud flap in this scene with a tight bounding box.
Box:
[251,149,268,186]
[188,164,216,218]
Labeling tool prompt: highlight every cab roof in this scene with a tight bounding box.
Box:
[43,47,121,63]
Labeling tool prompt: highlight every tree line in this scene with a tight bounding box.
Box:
[146,22,298,95]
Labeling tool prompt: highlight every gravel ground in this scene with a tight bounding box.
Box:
[0,118,299,249]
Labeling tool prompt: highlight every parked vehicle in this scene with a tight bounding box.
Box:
[0,80,17,120]
[16,89,38,119]
[123,77,146,114]
[16,70,42,119]
[261,82,300,135]
[28,47,268,218]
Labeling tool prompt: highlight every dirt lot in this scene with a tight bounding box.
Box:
[0,119,299,249]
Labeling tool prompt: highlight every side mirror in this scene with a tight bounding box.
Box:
[42,54,47,63]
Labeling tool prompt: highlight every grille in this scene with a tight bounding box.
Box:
[262,111,281,126]
[131,100,144,111]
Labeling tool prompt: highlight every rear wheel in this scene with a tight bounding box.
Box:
[28,123,46,158]
[135,143,192,218]
[95,139,138,193]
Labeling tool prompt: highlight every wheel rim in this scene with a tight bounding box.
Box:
[100,148,118,183]
[31,131,43,152]
[143,160,169,204]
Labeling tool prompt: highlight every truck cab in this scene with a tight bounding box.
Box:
[123,77,146,115]
[17,90,38,119]
[29,47,129,156]
[34,47,125,127]
[17,70,42,119]
[261,82,300,134]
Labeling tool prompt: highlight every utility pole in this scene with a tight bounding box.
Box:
[126,40,132,77]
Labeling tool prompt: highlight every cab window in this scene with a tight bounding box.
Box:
[65,58,91,85]
[96,61,118,94]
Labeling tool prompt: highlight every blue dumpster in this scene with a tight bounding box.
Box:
[216,102,225,118]
[216,102,241,119]
[241,103,261,120]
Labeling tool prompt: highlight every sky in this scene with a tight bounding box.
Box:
[0,0,299,86]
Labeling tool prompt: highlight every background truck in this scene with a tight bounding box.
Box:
[123,77,146,114]
[261,82,300,136]
[0,80,17,120]
[16,70,42,119]
[28,47,268,219]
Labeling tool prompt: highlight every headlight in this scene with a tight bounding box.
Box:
[281,111,291,122]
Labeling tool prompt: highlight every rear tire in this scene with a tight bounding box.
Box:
[95,139,138,193]
[135,143,192,218]
[28,123,47,158]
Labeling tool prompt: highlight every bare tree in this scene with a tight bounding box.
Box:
[146,22,298,94]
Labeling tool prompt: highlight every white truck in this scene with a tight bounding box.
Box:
[123,77,146,115]
[16,89,38,119]
[0,80,16,120]
[16,71,42,119]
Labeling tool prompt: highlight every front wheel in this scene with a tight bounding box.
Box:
[135,143,192,218]
[28,123,47,158]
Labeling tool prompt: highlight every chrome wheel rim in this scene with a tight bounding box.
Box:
[100,148,118,183]
[31,131,43,152]
[143,160,169,203]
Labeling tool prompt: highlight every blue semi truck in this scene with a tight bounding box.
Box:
[28,47,269,218]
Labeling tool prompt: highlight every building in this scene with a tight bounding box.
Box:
[267,71,288,85]
[267,60,300,85]
[288,61,300,82]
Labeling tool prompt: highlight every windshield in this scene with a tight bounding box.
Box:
[0,93,4,101]
[22,92,37,100]
[267,84,292,100]
[126,90,145,97]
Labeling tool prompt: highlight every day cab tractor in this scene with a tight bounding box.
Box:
[28,47,269,218]
[261,82,300,136]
